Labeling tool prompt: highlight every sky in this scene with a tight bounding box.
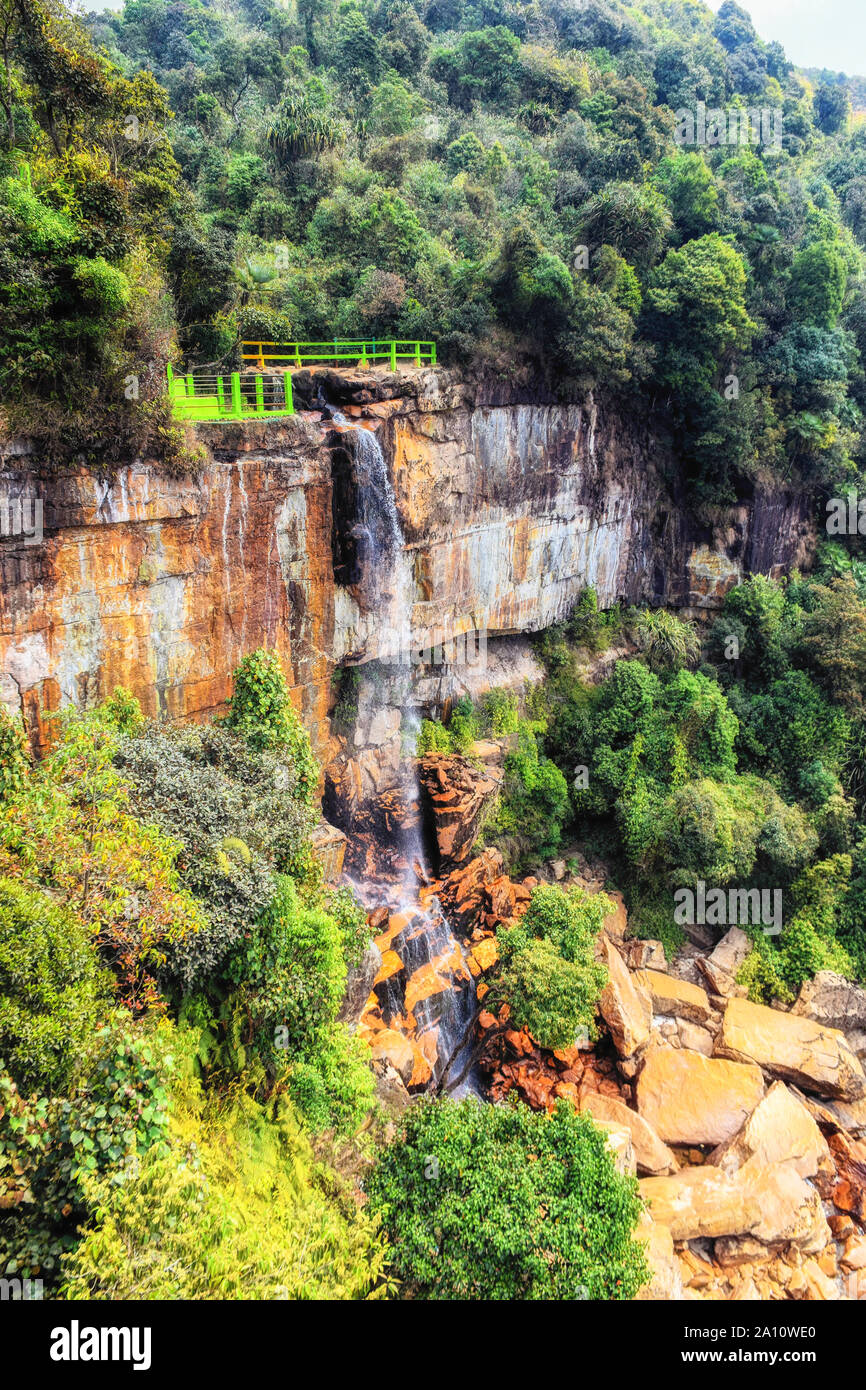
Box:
[75,0,866,76]
[704,0,866,75]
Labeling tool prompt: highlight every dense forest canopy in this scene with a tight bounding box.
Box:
[0,0,864,499]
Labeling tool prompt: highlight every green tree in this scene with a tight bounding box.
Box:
[788,242,848,329]
[495,883,609,1049]
[366,1096,649,1300]
[0,877,113,1093]
[224,648,318,803]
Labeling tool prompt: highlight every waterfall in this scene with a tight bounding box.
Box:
[334,412,481,1095]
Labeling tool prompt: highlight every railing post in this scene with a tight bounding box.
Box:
[255,374,265,415]
[217,376,225,413]
[431,343,437,366]
[231,372,242,418]
[257,342,265,371]
[390,341,397,372]
[286,372,294,416]
[186,372,194,396]
[166,363,175,391]
[414,341,421,367]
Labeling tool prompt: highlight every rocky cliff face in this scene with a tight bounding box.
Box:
[0,368,815,757]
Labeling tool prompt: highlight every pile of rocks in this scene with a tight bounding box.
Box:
[425,844,866,1301]
[592,914,866,1300]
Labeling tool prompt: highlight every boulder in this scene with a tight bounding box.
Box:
[417,754,501,870]
[841,1234,866,1271]
[596,1121,636,1176]
[634,969,711,1024]
[716,996,866,1101]
[580,1091,678,1176]
[792,971,866,1036]
[602,890,628,942]
[827,1130,866,1223]
[369,1028,416,1086]
[640,1160,830,1251]
[467,937,498,974]
[639,1167,761,1242]
[676,1019,714,1055]
[598,937,652,1057]
[309,819,348,883]
[633,1216,684,1301]
[622,939,667,971]
[697,926,751,997]
[710,1080,833,1180]
[435,849,518,935]
[370,1058,412,1117]
[636,1046,765,1147]
[739,1156,831,1252]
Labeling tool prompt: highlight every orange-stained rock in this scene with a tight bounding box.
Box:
[0,434,338,760]
[634,969,711,1024]
[579,1091,678,1176]
[637,1046,765,1147]
[633,1216,684,1301]
[639,1167,762,1242]
[417,754,501,870]
[598,938,651,1057]
[709,1080,833,1180]
[469,937,498,973]
[603,890,628,942]
[717,996,866,1101]
[370,1028,416,1085]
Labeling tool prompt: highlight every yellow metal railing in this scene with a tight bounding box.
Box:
[241,339,437,370]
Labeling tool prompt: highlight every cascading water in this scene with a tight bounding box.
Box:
[333,410,481,1094]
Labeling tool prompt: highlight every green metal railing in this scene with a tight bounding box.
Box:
[167,364,295,422]
[241,339,437,370]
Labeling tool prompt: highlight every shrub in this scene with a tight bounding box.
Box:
[417,718,453,754]
[0,877,113,1094]
[0,702,206,1013]
[59,1088,389,1299]
[0,1023,172,1282]
[0,707,29,802]
[636,608,701,673]
[366,1096,649,1300]
[224,649,318,804]
[223,877,374,1132]
[115,722,316,989]
[495,883,609,1048]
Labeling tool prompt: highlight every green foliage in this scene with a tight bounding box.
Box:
[635,608,701,673]
[0,707,29,802]
[788,242,848,329]
[0,877,113,1094]
[417,717,453,754]
[366,1096,649,1300]
[485,717,570,869]
[495,883,609,1048]
[220,875,374,1132]
[224,648,318,803]
[0,1022,171,1282]
[59,1085,390,1299]
[0,699,207,1013]
[114,721,316,989]
[482,687,519,736]
[0,1,188,467]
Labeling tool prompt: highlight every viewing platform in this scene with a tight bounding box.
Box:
[168,340,437,422]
